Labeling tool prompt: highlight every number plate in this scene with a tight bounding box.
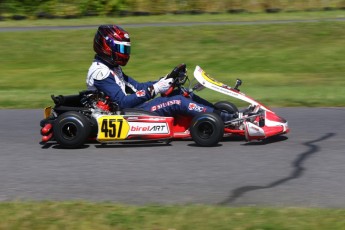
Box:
[97,115,130,141]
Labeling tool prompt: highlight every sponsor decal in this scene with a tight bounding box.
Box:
[129,122,169,134]
[201,70,223,87]
[151,100,181,112]
[221,84,232,90]
[124,33,130,39]
[188,103,206,112]
[136,90,146,97]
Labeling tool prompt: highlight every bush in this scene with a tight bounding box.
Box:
[0,0,344,19]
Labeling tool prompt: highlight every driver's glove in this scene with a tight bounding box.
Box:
[152,77,173,95]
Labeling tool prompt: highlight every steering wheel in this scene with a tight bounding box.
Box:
[161,63,187,97]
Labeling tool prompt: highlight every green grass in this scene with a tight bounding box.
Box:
[0,13,344,108]
[0,202,345,230]
[0,10,345,27]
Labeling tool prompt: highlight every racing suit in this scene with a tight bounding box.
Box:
[86,57,234,119]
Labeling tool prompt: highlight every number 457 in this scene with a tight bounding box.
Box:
[101,118,123,138]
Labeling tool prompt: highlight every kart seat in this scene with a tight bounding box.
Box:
[51,94,83,107]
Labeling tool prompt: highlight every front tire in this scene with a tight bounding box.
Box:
[214,101,238,114]
[190,113,224,147]
[53,111,91,148]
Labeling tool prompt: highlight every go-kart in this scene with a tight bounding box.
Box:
[40,65,289,148]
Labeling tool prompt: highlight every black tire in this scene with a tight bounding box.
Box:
[214,101,238,114]
[190,113,224,147]
[53,111,91,148]
[89,116,98,138]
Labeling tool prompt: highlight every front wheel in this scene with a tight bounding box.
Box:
[214,101,238,114]
[190,113,224,147]
[53,111,91,148]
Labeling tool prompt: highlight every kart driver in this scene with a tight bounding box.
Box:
[86,25,238,121]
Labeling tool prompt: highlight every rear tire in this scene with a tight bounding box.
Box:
[53,111,90,148]
[190,113,224,147]
[214,101,238,114]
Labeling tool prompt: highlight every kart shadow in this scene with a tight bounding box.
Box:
[40,143,91,149]
[40,141,171,149]
[222,136,246,142]
[40,135,288,149]
[95,142,172,148]
[41,143,171,150]
[242,135,289,146]
[187,143,223,147]
[52,144,90,149]
[184,135,247,147]
[40,142,55,149]
[186,135,287,147]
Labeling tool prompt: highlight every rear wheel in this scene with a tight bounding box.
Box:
[190,113,224,147]
[214,101,238,114]
[53,111,90,148]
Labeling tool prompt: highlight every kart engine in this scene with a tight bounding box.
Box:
[80,91,118,115]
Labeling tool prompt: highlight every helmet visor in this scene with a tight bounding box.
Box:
[105,37,131,55]
[117,44,131,54]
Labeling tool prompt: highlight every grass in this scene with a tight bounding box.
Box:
[0,10,345,27]
[0,13,344,108]
[0,202,345,229]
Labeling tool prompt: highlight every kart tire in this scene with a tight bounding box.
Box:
[53,111,91,148]
[190,113,224,147]
[89,116,98,138]
[214,101,239,114]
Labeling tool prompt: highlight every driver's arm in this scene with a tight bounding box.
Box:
[94,76,154,109]
[123,72,173,98]
[123,72,157,91]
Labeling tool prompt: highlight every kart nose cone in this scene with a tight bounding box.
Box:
[244,111,289,141]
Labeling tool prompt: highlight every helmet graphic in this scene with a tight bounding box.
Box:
[93,25,131,66]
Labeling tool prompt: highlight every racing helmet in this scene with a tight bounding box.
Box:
[93,25,131,66]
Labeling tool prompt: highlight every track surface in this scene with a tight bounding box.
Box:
[0,108,345,207]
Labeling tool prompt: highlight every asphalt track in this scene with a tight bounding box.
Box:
[0,108,344,207]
